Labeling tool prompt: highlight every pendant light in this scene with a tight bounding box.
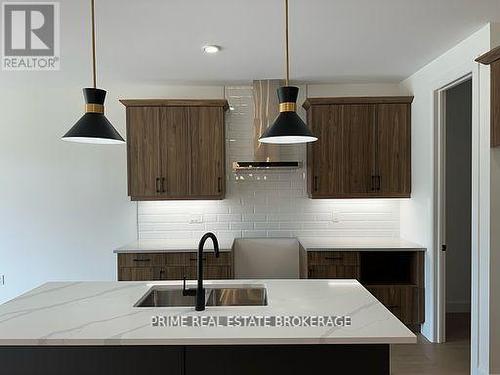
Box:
[259,0,317,144]
[62,0,125,144]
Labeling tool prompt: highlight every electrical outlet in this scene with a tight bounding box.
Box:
[0,274,5,286]
[189,215,203,224]
[332,211,340,223]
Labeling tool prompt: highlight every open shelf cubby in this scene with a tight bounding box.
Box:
[360,252,418,286]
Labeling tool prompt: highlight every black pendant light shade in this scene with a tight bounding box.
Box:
[259,86,317,144]
[62,88,125,144]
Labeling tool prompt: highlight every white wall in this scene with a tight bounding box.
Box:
[400,24,493,375]
[0,80,225,304]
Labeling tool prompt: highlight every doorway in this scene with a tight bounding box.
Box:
[435,78,473,374]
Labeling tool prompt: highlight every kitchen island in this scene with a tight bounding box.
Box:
[0,280,415,374]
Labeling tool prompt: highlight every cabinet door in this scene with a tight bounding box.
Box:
[366,285,418,324]
[160,107,191,197]
[342,104,376,195]
[118,267,155,281]
[308,265,360,279]
[189,107,225,198]
[308,105,344,196]
[127,107,161,198]
[376,104,411,196]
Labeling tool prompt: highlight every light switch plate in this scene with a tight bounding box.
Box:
[189,215,203,224]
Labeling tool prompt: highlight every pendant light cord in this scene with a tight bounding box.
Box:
[285,0,290,86]
[91,0,97,89]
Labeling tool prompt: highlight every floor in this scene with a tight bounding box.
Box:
[391,313,470,375]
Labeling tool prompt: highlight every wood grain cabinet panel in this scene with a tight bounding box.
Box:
[343,104,376,195]
[376,104,411,195]
[309,105,344,196]
[476,47,500,147]
[117,251,233,281]
[300,248,424,329]
[189,107,225,198]
[126,107,161,198]
[307,251,359,266]
[304,97,413,198]
[366,285,420,325]
[160,107,191,198]
[308,265,360,279]
[122,99,228,200]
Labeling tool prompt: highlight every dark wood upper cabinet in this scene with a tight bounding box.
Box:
[121,99,228,200]
[126,107,161,198]
[476,46,500,147]
[303,97,413,198]
[189,107,225,198]
[376,103,411,196]
[160,107,191,198]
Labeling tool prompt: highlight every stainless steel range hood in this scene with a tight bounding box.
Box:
[233,79,303,171]
[232,161,302,170]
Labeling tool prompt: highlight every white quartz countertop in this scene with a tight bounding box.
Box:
[114,239,233,253]
[115,237,424,253]
[0,280,415,346]
[298,237,425,251]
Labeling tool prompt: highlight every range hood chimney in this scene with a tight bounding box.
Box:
[233,80,302,171]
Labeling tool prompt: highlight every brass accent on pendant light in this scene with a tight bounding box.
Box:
[279,102,296,112]
[258,0,317,144]
[62,0,125,144]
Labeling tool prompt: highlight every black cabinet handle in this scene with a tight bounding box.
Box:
[314,176,318,192]
[376,175,381,191]
[133,258,151,262]
[159,269,166,279]
[324,256,343,261]
[190,256,207,261]
[371,176,376,191]
[155,177,161,193]
[161,177,166,193]
[217,177,222,193]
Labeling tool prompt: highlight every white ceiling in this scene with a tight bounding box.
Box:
[66,0,500,84]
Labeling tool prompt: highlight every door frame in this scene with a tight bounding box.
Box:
[435,74,473,343]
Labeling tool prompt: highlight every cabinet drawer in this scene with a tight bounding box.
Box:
[185,265,233,280]
[308,265,360,279]
[366,285,419,324]
[307,251,359,266]
[118,267,157,281]
[118,253,165,268]
[164,253,191,265]
[185,252,232,266]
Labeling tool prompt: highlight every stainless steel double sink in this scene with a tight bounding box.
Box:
[135,285,268,307]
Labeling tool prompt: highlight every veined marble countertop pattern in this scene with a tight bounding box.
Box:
[0,280,415,346]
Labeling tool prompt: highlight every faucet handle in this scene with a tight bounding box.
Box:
[182,276,196,297]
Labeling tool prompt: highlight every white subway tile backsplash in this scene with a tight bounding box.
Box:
[137,86,400,241]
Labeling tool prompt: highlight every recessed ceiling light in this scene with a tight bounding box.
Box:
[203,45,221,54]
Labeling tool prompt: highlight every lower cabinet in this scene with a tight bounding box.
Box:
[117,251,233,281]
[0,345,389,375]
[300,248,425,328]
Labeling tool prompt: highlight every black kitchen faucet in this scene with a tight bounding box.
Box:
[182,232,220,311]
